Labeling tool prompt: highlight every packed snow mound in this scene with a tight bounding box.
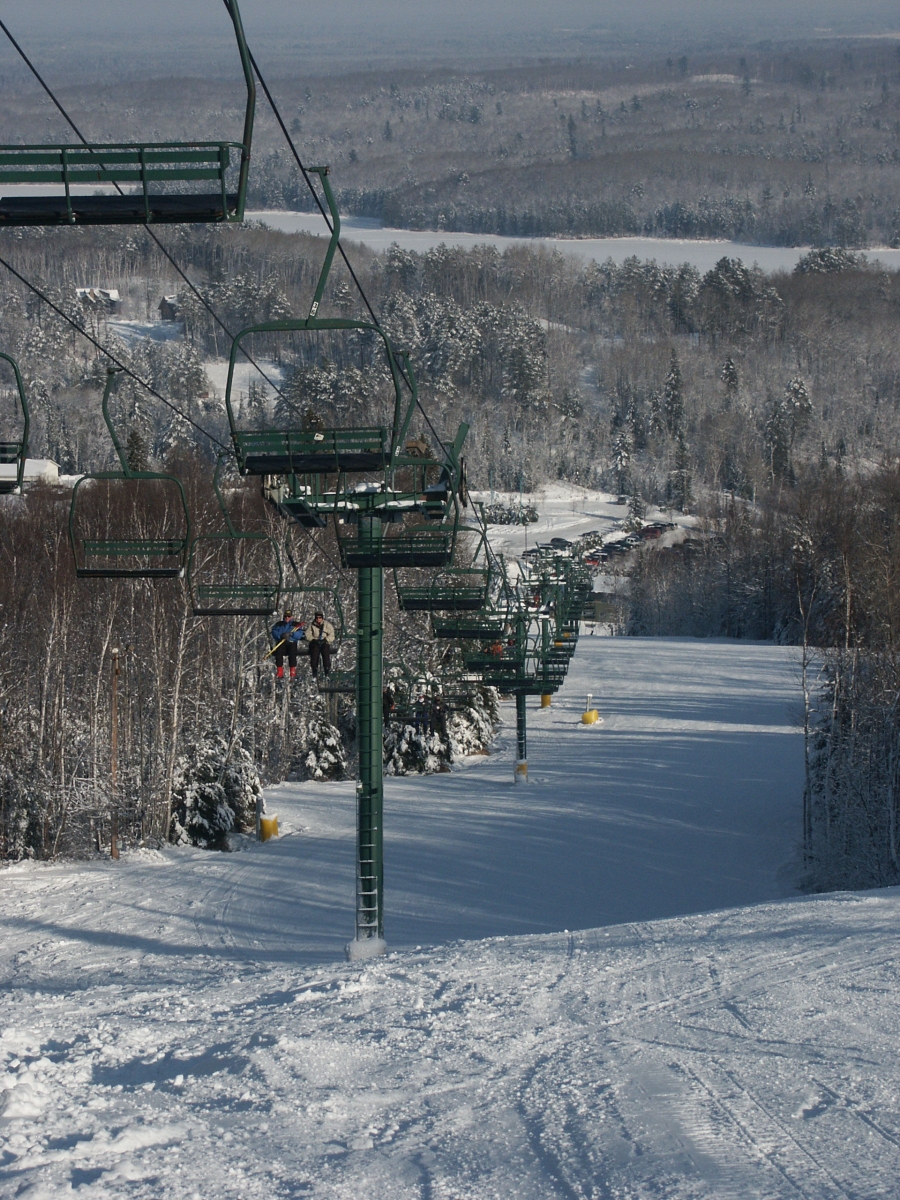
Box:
[346,936,388,962]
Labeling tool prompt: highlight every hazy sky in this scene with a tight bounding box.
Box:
[3,1,900,77]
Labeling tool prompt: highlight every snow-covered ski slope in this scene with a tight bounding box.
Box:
[7,634,900,1199]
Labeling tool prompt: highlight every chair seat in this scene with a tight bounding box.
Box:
[0,193,239,226]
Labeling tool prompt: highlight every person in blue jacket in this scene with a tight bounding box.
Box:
[271,609,305,680]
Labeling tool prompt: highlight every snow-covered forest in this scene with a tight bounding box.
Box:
[0,467,501,860]
[7,38,900,247]
[2,217,900,888]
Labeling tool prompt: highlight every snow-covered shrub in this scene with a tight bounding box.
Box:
[448,687,500,758]
[298,701,347,782]
[383,685,499,774]
[0,763,40,860]
[482,501,539,525]
[384,721,450,776]
[171,733,262,849]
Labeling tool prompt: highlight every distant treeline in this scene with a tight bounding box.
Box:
[254,179,882,248]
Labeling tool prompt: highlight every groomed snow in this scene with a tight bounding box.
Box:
[4,637,899,1198]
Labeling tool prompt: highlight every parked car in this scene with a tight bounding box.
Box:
[550,537,572,548]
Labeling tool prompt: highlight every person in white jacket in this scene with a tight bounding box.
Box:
[305,611,335,679]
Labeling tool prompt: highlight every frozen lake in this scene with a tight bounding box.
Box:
[247,209,900,274]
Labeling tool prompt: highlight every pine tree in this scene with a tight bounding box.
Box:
[125,428,149,472]
[300,702,347,781]
[763,394,791,481]
[626,490,646,531]
[720,356,739,405]
[669,433,693,512]
[611,431,632,492]
[664,350,684,436]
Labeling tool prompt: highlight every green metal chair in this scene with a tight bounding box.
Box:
[69,370,191,579]
[0,353,29,496]
[187,454,283,616]
[0,2,254,227]
[431,613,507,639]
[338,520,457,569]
[277,583,346,660]
[395,566,489,612]
[224,168,466,529]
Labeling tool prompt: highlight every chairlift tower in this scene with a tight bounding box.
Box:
[225,169,468,949]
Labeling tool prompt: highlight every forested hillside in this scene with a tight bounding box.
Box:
[2,223,898,491]
[2,213,900,886]
[5,41,900,244]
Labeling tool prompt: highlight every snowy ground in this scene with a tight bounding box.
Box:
[202,359,286,408]
[7,637,896,1199]
[471,482,693,561]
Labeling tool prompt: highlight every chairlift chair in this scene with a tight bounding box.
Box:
[278,582,346,659]
[431,613,506,639]
[394,525,492,611]
[224,168,466,530]
[337,517,457,570]
[395,566,489,613]
[0,353,29,495]
[224,172,405,479]
[69,369,191,579]
[0,1,254,227]
[187,453,283,616]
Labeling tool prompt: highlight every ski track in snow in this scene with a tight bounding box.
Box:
[3,615,900,1197]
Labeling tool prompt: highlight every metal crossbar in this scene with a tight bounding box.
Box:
[83,538,186,556]
[397,585,486,612]
[432,615,506,639]
[193,583,280,617]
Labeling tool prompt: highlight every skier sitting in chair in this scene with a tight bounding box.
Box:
[306,611,336,679]
[271,609,306,681]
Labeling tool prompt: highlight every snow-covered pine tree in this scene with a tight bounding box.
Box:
[720,355,739,405]
[663,350,684,436]
[447,687,500,758]
[171,732,262,849]
[626,491,646,531]
[611,431,632,493]
[299,700,347,782]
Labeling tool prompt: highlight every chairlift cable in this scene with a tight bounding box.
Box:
[285,523,342,578]
[0,252,229,451]
[0,15,287,403]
